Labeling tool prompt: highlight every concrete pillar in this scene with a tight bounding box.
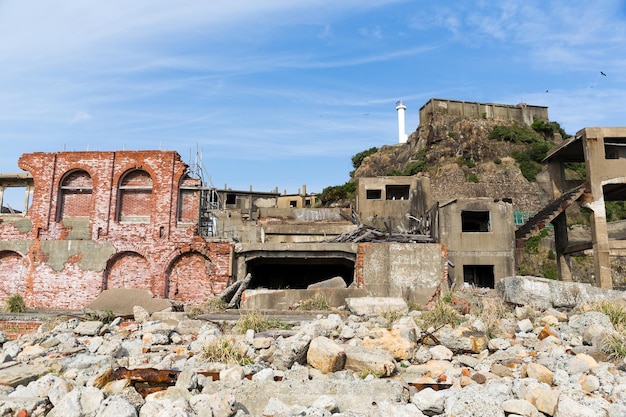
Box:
[589,200,612,288]
[553,213,572,281]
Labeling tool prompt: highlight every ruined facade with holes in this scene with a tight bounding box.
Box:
[521,127,626,290]
[0,150,448,310]
[0,151,232,309]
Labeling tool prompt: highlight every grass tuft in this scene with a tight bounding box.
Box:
[297,293,330,311]
[234,310,291,334]
[601,328,626,361]
[591,300,626,328]
[199,337,253,365]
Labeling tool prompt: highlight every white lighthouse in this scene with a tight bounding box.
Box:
[395,100,408,144]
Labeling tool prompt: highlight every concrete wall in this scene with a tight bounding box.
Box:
[437,198,515,288]
[419,98,549,127]
[356,177,425,232]
[357,242,447,305]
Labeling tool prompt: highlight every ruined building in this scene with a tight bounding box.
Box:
[0,150,447,310]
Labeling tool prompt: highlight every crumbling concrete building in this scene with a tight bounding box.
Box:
[519,127,626,289]
[0,151,448,310]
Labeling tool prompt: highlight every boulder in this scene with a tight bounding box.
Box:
[306,336,346,373]
[343,345,396,377]
[496,276,625,309]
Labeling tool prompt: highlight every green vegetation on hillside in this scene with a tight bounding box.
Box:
[320,181,356,206]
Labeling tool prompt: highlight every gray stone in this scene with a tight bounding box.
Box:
[205,390,236,417]
[569,312,614,333]
[517,319,534,333]
[188,394,216,417]
[74,320,104,336]
[411,387,445,415]
[175,368,198,391]
[429,345,453,361]
[554,395,597,417]
[445,384,505,417]
[0,395,50,417]
[95,395,138,417]
[48,386,104,417]
[252,367,275,381]
[219,365,245,381]
[272,333,312,371]
[431,325,487,353]
[307,336,346,373]
[133,306,150,323]
[345,297,408,316]
[344,344,395,377]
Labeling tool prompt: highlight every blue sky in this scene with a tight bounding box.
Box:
[1,1,626,200]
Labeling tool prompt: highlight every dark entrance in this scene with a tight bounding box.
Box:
[463,265,494,288]
[246,256,355,289]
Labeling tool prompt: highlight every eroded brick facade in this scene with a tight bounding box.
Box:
[0,151,232,309]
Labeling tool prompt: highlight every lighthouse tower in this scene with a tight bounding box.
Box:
[396,100,408,143]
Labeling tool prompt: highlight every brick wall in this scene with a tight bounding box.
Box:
[0,320,42,339]
[0,151,234,310]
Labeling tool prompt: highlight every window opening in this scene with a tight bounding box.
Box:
[289,200,298,208]
[366,189,382,200]
[57,170,93,220]
[461,210,490,232]
[117,169,153,223]
[604,137,626,160]
[385,185,410,200]
[225,193,236,205]
[463,265,495,288]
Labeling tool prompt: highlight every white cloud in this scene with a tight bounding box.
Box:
[68,111,92,125]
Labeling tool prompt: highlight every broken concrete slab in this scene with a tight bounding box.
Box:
[240,288,367,310]
[345,297,408,316]
[496,276,626,310]
[85,288,173,317]
[0,363,50,387]
[307,276,347,290]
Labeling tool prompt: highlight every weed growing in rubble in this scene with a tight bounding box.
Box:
[234,310,291,334]
[381,310,404,328]
[476,297,508,339]
[187,298,227,318]
[591,300,626,328]
[417,295,462,329]
[200,337,253,365]
[601,329,626,361]
[358,369,383,379]
[4,293,26,313]
[297,293,330,311]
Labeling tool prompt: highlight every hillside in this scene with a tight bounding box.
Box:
[352,111,567,212]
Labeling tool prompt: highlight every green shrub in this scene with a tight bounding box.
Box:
[541,262,558,280]
[494,158,502,165]
[320,182,356,206]
[4,294,26,313]
[467,173,479,183]
[351,147,379,170]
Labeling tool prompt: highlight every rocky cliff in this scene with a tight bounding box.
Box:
[353,111,557,212]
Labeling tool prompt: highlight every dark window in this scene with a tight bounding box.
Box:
[385,185,410,200]
[604,137,626,159]
[366,189,382,200]
[225,193,236,205]
[461,210,490,232]
[463,265,494,288]
[305,199,311,207]
[289,200,298,208]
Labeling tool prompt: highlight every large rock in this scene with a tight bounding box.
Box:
[306,336,346,373]
[430,325,487,354]
[496,276,625,309]
[360,328,416,360]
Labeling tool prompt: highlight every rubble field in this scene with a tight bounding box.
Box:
[0,276,625,417]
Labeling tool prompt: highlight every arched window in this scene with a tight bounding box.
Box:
[117,169,153,223]
[57,169,93,221]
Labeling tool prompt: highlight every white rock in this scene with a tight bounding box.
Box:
[411,387,445,415]
[95,395,138,417]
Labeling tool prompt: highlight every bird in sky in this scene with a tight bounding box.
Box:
[601,71,607,76]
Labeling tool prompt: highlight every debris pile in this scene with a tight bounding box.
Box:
[0,276,625,417]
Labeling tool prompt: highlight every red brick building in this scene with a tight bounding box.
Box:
[0,151,231,309]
